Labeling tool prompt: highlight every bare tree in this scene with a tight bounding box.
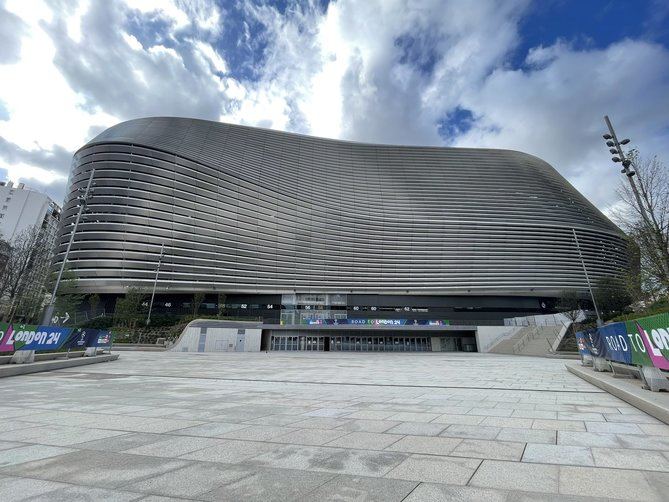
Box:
[612,151,669,297]
[556,289,584,324]
[0,225,51,322]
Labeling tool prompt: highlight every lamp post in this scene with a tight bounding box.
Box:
[602,115,669,289]
[602,115,646,215]
[572,228,603,326]
[41,169,95,325]
[146,243,165,326]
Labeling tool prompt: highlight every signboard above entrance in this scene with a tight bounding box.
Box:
[304,319,450,326]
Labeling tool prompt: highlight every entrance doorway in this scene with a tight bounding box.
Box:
[270,334,435,352]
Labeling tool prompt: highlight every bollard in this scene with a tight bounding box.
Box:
[10,350,35,364]
[581,354,593,367]
[640,366,669,392]
[592,357,610,372]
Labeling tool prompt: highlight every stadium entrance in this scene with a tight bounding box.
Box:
[268,331,476,352]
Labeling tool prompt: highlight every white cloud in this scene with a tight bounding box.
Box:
[454,39,669,209]
[0,1,116,163]
[0,0,237,201]
[122,0,190,30]
[194,39,227,74]
[230,0,531,144]
[122,32,143,51]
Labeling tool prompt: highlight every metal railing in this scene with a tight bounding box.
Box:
[505,312,583,327]
[512,327,540,354]
[512,323,567,355]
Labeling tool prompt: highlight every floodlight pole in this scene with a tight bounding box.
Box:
[41,169,95,325]
[604,116,669,280]
[146,243,165,326]
[604,116,650,226]
[572,228,602,326]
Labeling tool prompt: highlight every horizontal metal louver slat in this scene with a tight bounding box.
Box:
[53,117,630,296]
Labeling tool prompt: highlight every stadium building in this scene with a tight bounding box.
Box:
[55,117,630,352]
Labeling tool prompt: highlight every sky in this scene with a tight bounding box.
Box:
[0,0,668,216]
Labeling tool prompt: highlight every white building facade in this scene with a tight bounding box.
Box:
[0,181,61,243]
[0,181,62,321]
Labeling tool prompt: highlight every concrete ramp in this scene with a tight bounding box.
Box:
[171,320,263,352]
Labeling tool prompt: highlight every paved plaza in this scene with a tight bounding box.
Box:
[1,352,669,501]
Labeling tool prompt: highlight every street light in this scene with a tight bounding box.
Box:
[601,115,669,304]
[602,117,652,221]
[41,169,96,325]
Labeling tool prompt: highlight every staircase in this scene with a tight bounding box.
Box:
[489,325,565,356]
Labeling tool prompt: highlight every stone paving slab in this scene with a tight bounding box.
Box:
[1,351,669,501]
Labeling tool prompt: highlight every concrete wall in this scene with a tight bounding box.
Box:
[172,326,262,353]
[476,326,524,353]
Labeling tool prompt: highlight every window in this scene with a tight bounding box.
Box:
[5,197,9,202]
[1,205,6,210]
[0,214,4,218]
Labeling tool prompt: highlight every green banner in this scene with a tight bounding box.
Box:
[628,312,669,369]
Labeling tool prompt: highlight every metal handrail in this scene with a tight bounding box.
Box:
[513,324,566,355]
[512,326,539,354]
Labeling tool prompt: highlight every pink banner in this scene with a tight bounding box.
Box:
[0,324,15,352]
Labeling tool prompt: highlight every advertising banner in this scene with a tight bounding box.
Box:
[631,313,669,370]
[575,312,669,370]
[91,331,113,348]
[575,330,592,359]
[0,324,111,353]
[14,325,72,351]
[0,323,13,352]
[65,328,99,350]
[595,322,633,364]
[1,324,39,351]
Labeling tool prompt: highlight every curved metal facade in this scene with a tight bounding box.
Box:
[56,117,629,297]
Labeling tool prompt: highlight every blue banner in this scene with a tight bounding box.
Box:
[65,328,99,350]
[584,328,607,358]
[91,331,112,347]
[596,322,633,364]
[14,325,72,351]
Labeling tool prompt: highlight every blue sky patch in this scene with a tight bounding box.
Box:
[438,107,475,140]
[512,0,669,68]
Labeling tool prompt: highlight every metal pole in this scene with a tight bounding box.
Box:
[604,116,651,224]
[572,228,602,326]
[604,115,669,280]
[41,169,95,325]
[146,243,165,326]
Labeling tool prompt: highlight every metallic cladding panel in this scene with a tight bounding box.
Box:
[56,117,630,296]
